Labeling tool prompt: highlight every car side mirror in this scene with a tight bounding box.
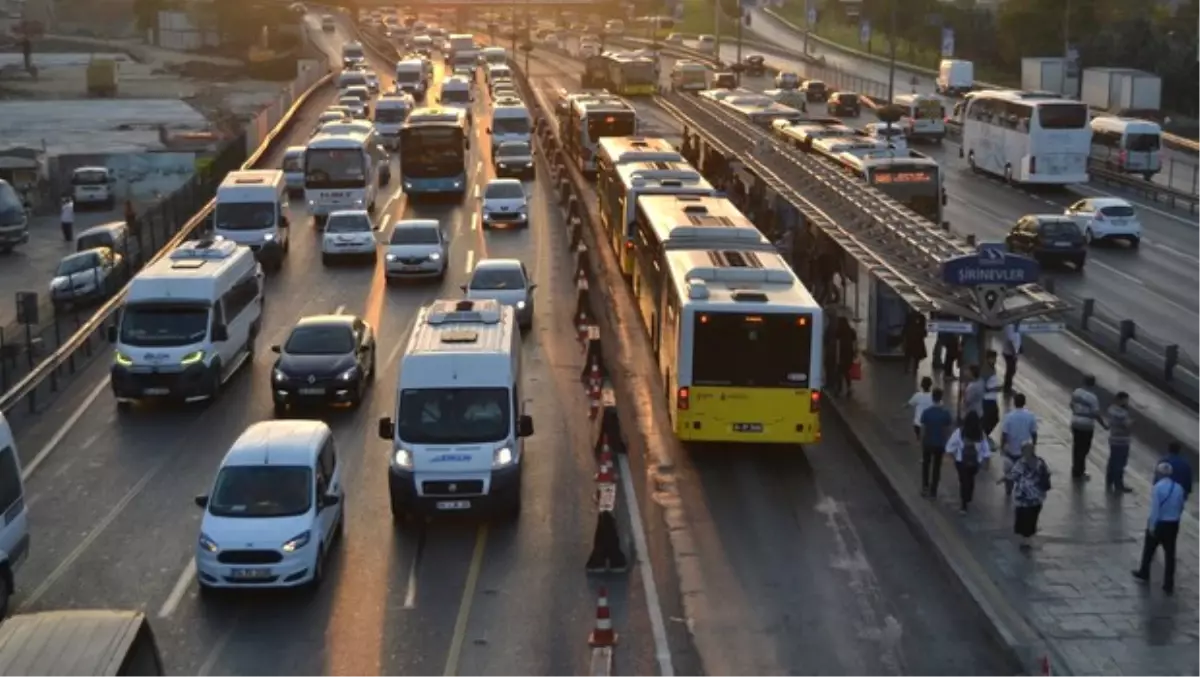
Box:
[378,416,395,440]
[460,284,468,292]
[528,283,537,291]
[321,493,341,508]
[211,325,229,342]
[270,344,281,353]
[518,414,534,437]
[280,215,290,228]
[194,494,209,508]
[107,325,117,342]
[486,127,493,134]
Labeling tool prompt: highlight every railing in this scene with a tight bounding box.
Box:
[0,42,337,420]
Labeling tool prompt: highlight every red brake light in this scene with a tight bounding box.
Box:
[624,239,634,250]
[677,387,690,410]
[810,390,821,413]
[1094,211,1105,221]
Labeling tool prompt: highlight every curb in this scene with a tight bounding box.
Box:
[590,647,614,677]
[823,392,1070,676]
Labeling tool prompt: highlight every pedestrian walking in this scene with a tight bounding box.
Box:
[1001,323,1022,394]
[945,411,991,514]
[999,393,1038,496]
[822,320,841,397]
[959,332,980,380]
[919,387,953,499]
[60,196,75,242]
[1132,462,1186,594]
[1162,441,1193,499]
[901,311,927,374]
[1105,391,1134,494]
[1004,442,1051,551]
[982,349,1001,440]
[940,332,960,381]
[907,376,934,440]
[1068,374,1108,480]
[960,365,985,422]
[835,316,858,397]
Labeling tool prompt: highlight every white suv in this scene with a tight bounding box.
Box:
[194,420,344,592]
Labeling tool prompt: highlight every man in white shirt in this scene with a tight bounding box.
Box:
[1069,374,1107,480]
[60,196,74,242]
[999,393,1038,495]
[1002,323,1021,394]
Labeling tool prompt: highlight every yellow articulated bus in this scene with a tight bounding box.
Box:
[599,162,716,277]
[654,246,824,445]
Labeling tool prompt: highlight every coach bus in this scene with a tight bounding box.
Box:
[958,89,1091,185]
[598,161,716,275]
[654,246,824,445]
[831,148,946,225]
[399,107,469,196]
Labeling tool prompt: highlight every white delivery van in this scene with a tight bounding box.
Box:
[336,69,368,93]
[936,59,974,96]
[892,93,946,142]
[212,170,290,270]
[377,298,534,521]
[480,46,507,66]
[374,94,415,149]
[109,238,263,408]
[282,146,306,195]
[0,412,29,619]
[489,101,532,147]
[70,166,115,208]
[394,58,428,99]
[439,75,474,124]
[341,41,366,68]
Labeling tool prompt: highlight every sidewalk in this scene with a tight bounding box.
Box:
[831,347,1199,675]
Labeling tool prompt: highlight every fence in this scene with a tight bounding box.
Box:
[0,40,335,424]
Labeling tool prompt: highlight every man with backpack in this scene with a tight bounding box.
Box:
[945,411,992,515]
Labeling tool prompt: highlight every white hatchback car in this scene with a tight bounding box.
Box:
[322,209,379,264]
[337,95,367,119]
[194,420,344,592]
[463,258,535,329]
[479,178,528,229]
[1064,197,1143,247]
[384,219,448,281]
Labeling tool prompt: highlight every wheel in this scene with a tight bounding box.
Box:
[273,402,287,418]
[502,492,521,522]
[322,254,332,266]
[1084,228,1094,245]
[197,581,218,600]
[967,151,976,171]
[368,351,376,383]
[1129,237,1141,249]
[1004,165,1014,184]
[116,399,132,413]
[1074,256,1087,272]
[1143,173,1154,181]
[307,546,325,590]
[368,201,376,214]
[0,569,12,620]
[334,511,345,541]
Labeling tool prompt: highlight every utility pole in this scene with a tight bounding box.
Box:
[713,0,721,63]
[886,0,896,102]
[735,4,743,77]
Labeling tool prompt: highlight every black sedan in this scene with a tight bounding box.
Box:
[1005,214,1087,271]
[492,141,535,178]
[827,91,861,117]
[271,314,376,416]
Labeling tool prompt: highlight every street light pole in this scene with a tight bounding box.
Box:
[713,0,721,63]
[886,0,896,102]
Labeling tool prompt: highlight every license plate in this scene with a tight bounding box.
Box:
[230,568,272,580]
[732,423,764,433]
[1053,240,1071,247]
[143,387,169,395]
[402,264,421,270]
[299,387,324,395]
[436,500,471,511]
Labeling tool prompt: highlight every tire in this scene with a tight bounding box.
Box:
[0,569,12,620]
[1130,237,1141,249]
[368,351,376,383]
[1084,228,1094,246]
[1074,256,1086,272]
[197,581,218,600]
[322,254,332,266]
[1004,165,1014,184]
[116,399,132,413]
[273,402,287,418]
[389,490,408,524]
[307,546,325,590]
[205,362,222,402]
[967,151,977,171]
[502,492,521,522]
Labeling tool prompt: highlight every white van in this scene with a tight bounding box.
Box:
[374,94,415,148]
[109,239,263,408]
[377,298,534,520]
[394,58,429,99]
[670,61,708,91]
[480,46,507,66]
[0,413,29,618]
[282,147,306,195]
[489,102,532,147]
[336,69,369,93]
[213,170,290,270]
[892,93,946,142]
[438,75,474,123]
[70,166,115,208]
[486,63,512,86]
[1089,116,1163,179]
[936,59,974,96]
[695,34,716,54]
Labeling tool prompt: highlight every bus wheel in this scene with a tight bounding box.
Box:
[967,151,977,173]
[1004,165,1014,185]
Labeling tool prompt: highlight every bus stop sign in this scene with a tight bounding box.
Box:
[940,243,1040,287]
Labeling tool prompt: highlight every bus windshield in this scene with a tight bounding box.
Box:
[305,148,367,188]
[587,113,636,141]
[400,126,465,177]
[375,107,409,123]
[691,312,813,388]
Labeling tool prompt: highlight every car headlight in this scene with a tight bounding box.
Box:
[198,532,219,553]
[393,448,414,469]
[498,163,507,168]
[353,198,365,206]
[492,446,515,468]
[307,199,316,207]
[385,253,398,262]
[273,368,288,382]
[115,351,133,367]
[262,232,276,241]
[515,300,526,310]
[337,366,358,381]
[180,350,205,366]
[452,180,462,188]
[281,530,312,553]
[429,252,441,260]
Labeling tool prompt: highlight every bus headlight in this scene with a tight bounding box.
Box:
[492,447,514,468]
[392,448,414,469]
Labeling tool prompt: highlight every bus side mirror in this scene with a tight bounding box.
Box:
[107,325,117,342]
[212,325,229,342]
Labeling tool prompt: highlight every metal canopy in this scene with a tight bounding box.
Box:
[656,92,1071,328]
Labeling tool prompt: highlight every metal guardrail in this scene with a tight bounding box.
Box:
[0,67,337,416]
[1088,163,1199,213]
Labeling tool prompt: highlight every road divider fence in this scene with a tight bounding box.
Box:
[0,26,339,427]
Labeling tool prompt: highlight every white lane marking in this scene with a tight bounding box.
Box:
[465,249,475,274]
[19,451,174,611]
[1089,260,1145,287]
[197,621,237,676]
[473,183,481,200]
[1142,237,1200,263]
[24,377,110,480]
[475,160,483,174]
[381,190,404,216]
[334,304,346,315]
[158,559,197,618]
[402,550,419,609]
[617,454,675,677]
[384,314,420,371]
[1071,183,1198,227]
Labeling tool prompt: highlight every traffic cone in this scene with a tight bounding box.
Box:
[596,447,615,483]
[588,588,618,647]
[588,362,601,391]
[577,313,589,343]
[589,383,601,420]
[1039,656,1051,676]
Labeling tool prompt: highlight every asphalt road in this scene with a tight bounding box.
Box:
[7,18,658,676]
[646,42,1199,364]
[525,49,1018,676]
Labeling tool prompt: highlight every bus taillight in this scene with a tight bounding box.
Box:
[809,390,821,413]
[677,387,690,410]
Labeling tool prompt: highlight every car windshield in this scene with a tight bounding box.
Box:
[470,266,525,290]
[1100,204,1136,218]
[390,226,439,244]
[215,202,276,231]
[285,324,355,355]
[57,252,99,275]
[485,182,524,199]
[208,465,312,518]
[72,169,108,185]
[497,142,530,157]
[441,88,470,103]
[119,303,210,346]
[282,154,304,172]
[375,107,409,123]
[1041,220,1080,237]
[325,212,372,232]
[493,117,529,135]
[396,70,421,83]
[76,232,115,251]
[397,387,511,444]
[339,97,361,107]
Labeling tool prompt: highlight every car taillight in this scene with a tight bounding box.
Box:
[810,390,821,413]
[1118,150,1127,166]
[624,239,634,250]
[677,387,690,410]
